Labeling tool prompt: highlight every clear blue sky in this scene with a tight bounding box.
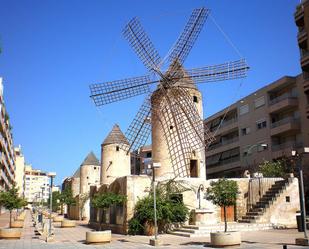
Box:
[0,0,301,185]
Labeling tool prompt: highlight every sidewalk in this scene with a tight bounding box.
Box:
[0,210,308,249]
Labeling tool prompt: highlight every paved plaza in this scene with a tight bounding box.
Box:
[0,211,308,249]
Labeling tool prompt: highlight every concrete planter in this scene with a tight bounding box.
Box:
[11,220,24,228]
[0,228,22,239]
[86,230,111,244]
[15,217,25,222]
[53,216,64,222]
[210,231,241,247]
[61,220,76,228]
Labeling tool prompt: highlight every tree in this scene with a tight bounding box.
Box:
[59,187,76,214]
[0,185,26,228]
[128,179,190,235]
[91,192,126,231]
[48,191,61,212]
[79,192,89,220]
[206,179,238,232]
[258,160,285,177]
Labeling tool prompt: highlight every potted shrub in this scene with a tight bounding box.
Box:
[87,192,126,244]
[206,179,240,247]
[0,185,25,239]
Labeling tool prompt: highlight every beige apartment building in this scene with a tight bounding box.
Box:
[0,78,15,191]
[14,145,25,196]
[24,165,50,203]
[205,75,309,181]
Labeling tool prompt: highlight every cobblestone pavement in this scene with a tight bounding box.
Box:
[0,211,308,248]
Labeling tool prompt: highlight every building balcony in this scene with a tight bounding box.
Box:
[209,118,238,135]
[301,51,309,72]
[207,137,239,155]
[270,117,300,136]
[298,29,308,49]
[304,77,309,93]
[269,94,298,114]
[295,4,305,27]
[271,141,303,159]
[206,156,240,174]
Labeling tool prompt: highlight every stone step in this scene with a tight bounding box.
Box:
[169,223,273,237]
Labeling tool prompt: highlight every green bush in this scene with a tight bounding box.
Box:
[128,179,190,235]
[258,160,285,177]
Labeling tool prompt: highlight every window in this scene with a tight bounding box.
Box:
[94,167,96,170]
[146,152,152,158]
[239,104,249,115]
[193,96,198,103]
[256,119,267,130]
[254,96,265,108]
[241,127,250,136]
[116,146,119,151]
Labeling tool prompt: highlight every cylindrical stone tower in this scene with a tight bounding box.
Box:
[151,66,205,179]
[80,152,101,194]
[100,124,131,185]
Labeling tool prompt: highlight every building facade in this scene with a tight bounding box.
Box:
[205,75,309,180]
[0,78,15,191]
[14,145,25,196]
[24,165,50,203]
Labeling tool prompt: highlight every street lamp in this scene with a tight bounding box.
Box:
[47,172,56,242]
[149,162,161,247]
[292,148,308,246]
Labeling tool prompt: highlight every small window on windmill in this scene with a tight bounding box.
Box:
[170,125,174,130]
[116,146,119,151]
[193,96,198,103]
[286,196,290,203]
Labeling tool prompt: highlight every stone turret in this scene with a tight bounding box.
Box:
[151,63,205,179]
[80,152,100,194]
[100,124,130,185]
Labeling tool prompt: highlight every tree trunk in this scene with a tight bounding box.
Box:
[9,210,12,228]
[224,206,227,232]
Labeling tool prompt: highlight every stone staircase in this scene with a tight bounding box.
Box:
[168,223,273,237]
[239,178,292,223]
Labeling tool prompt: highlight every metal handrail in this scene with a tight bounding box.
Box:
[269,92,297,105]
[272,141,303,151]
[271,117,300,128]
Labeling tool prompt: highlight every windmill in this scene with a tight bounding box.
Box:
[90,7,249,178]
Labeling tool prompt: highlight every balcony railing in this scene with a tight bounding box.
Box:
[272,141,303,151]
[207,156,240,168]
[208,137,239,151]
[271,117,300,129]
[269,92,297,105]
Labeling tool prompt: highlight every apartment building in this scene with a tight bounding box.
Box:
[24,165,50,203]
[0,78,15,190]
[14,145,25,196]
[295,0,309,116]
[205,75,309,180]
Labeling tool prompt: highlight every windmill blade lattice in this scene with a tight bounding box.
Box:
[90,75,155,106]
[123,17,162,72]
[187,59,249,84]
[168,8,210,71]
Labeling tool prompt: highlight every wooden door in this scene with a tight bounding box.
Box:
[190,160,198,177]
[221,206,235,222]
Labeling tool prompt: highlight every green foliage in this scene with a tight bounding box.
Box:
[128,217,144,235]
[128,179,190,235]
[0,185,26,228]
[0,185,25,211]
[206,179,238,232]
[206,179,238,207]
[49,191,62,212]
[258,160,285,177]
[91,192,126,209]
[60,187,76,206]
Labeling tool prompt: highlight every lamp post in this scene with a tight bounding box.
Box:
[47,172,56,242]
[149,162,161,247]
[292,148,308,246]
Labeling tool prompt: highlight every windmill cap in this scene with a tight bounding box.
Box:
[102,124,129,146]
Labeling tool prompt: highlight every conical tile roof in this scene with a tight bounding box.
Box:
[162,60,197,89]
[102,124,129,146]
[81,151,100,166]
